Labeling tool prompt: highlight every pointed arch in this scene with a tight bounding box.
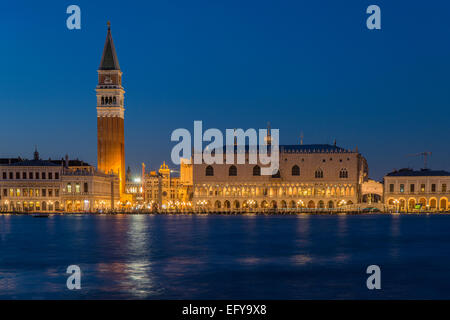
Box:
[205,165,214,176]
[315,169,323,178]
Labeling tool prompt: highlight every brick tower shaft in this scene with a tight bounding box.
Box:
[96,22,126,197]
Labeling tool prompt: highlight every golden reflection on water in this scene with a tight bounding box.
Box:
[389,214,401,259]
[337,215,348,238]
[125,215,155,298]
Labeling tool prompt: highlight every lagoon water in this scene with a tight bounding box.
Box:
[1,214,450,299]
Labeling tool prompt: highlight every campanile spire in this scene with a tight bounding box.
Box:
[96,22,126,197]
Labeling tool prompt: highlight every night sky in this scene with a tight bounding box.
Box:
[1,0,449,180]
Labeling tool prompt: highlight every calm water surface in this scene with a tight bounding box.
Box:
[1,214,449,299]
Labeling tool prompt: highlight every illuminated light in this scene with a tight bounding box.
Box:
[133,177,141,183]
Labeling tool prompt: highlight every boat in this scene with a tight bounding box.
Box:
[32,213,49,218]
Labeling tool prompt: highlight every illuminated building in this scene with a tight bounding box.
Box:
[125,166,144,205]
[96,22,126,198]
[0,150,119,212]
[142,161,193,210]
[192,134,369,211]
[384,169,450,212]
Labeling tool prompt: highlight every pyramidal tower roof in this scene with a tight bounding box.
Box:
[99,21,120,71]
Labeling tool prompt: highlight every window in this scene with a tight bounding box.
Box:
[42,189,46,197]
[253,165,261,176]
[49,172,53,179]
[421,184,425,192]
[9,189,13,197]
[229,165,237,176]
[205,166,214,176]
[315,169,323,179]
[55,172,59,179]
[75,183,80,193]
[29,172,33,179]
[291,165,300,176]
[36,172,39,179]
[2,172,6,179]
[339,169,348,178]
[2,189,6,197]
[443,184,447,192]
[389,184,394,192]
[22,172,26,179]
[410,184,415,193]
[42,172,46,179]
[55,189,59,197]
[84,183,88,193]
[16,189,20,197]
[431,184,436,192]
[48,189,53,197]
[400,184,405,193]
[9,172,13,179]
[67,183,72,193]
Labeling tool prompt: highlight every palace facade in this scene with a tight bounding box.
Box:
[0,150,119,212]
[192,141,369,211]
[384,169,450,212]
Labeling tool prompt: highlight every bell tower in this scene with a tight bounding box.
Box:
[96,22,126,196]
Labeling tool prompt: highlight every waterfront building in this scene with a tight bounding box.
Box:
[192,138,369,211]
[96,22,126,197]
[0,150,63,212]
[125,167,144,206]
[61,166,119,212]
[360,179,384,204]
[142,162,193,210]
[384,168,450,212]
[0,150,119,212]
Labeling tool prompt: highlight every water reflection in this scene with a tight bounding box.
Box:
[1,214,450,299]
[389,215,401,259]
[126,215,155,298]
[296,214,310,247]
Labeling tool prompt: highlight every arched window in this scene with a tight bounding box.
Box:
[101,97,105,105]
[315,169,323,178]
[292,165,300,176]
[113,97,116,104]
[109,97,112,104]
[253,165,261,176]
[229,165,237,176]
[205,165,214,176]
[339,169,348,178]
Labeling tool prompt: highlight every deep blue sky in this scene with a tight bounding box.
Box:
[1,0,449,180]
